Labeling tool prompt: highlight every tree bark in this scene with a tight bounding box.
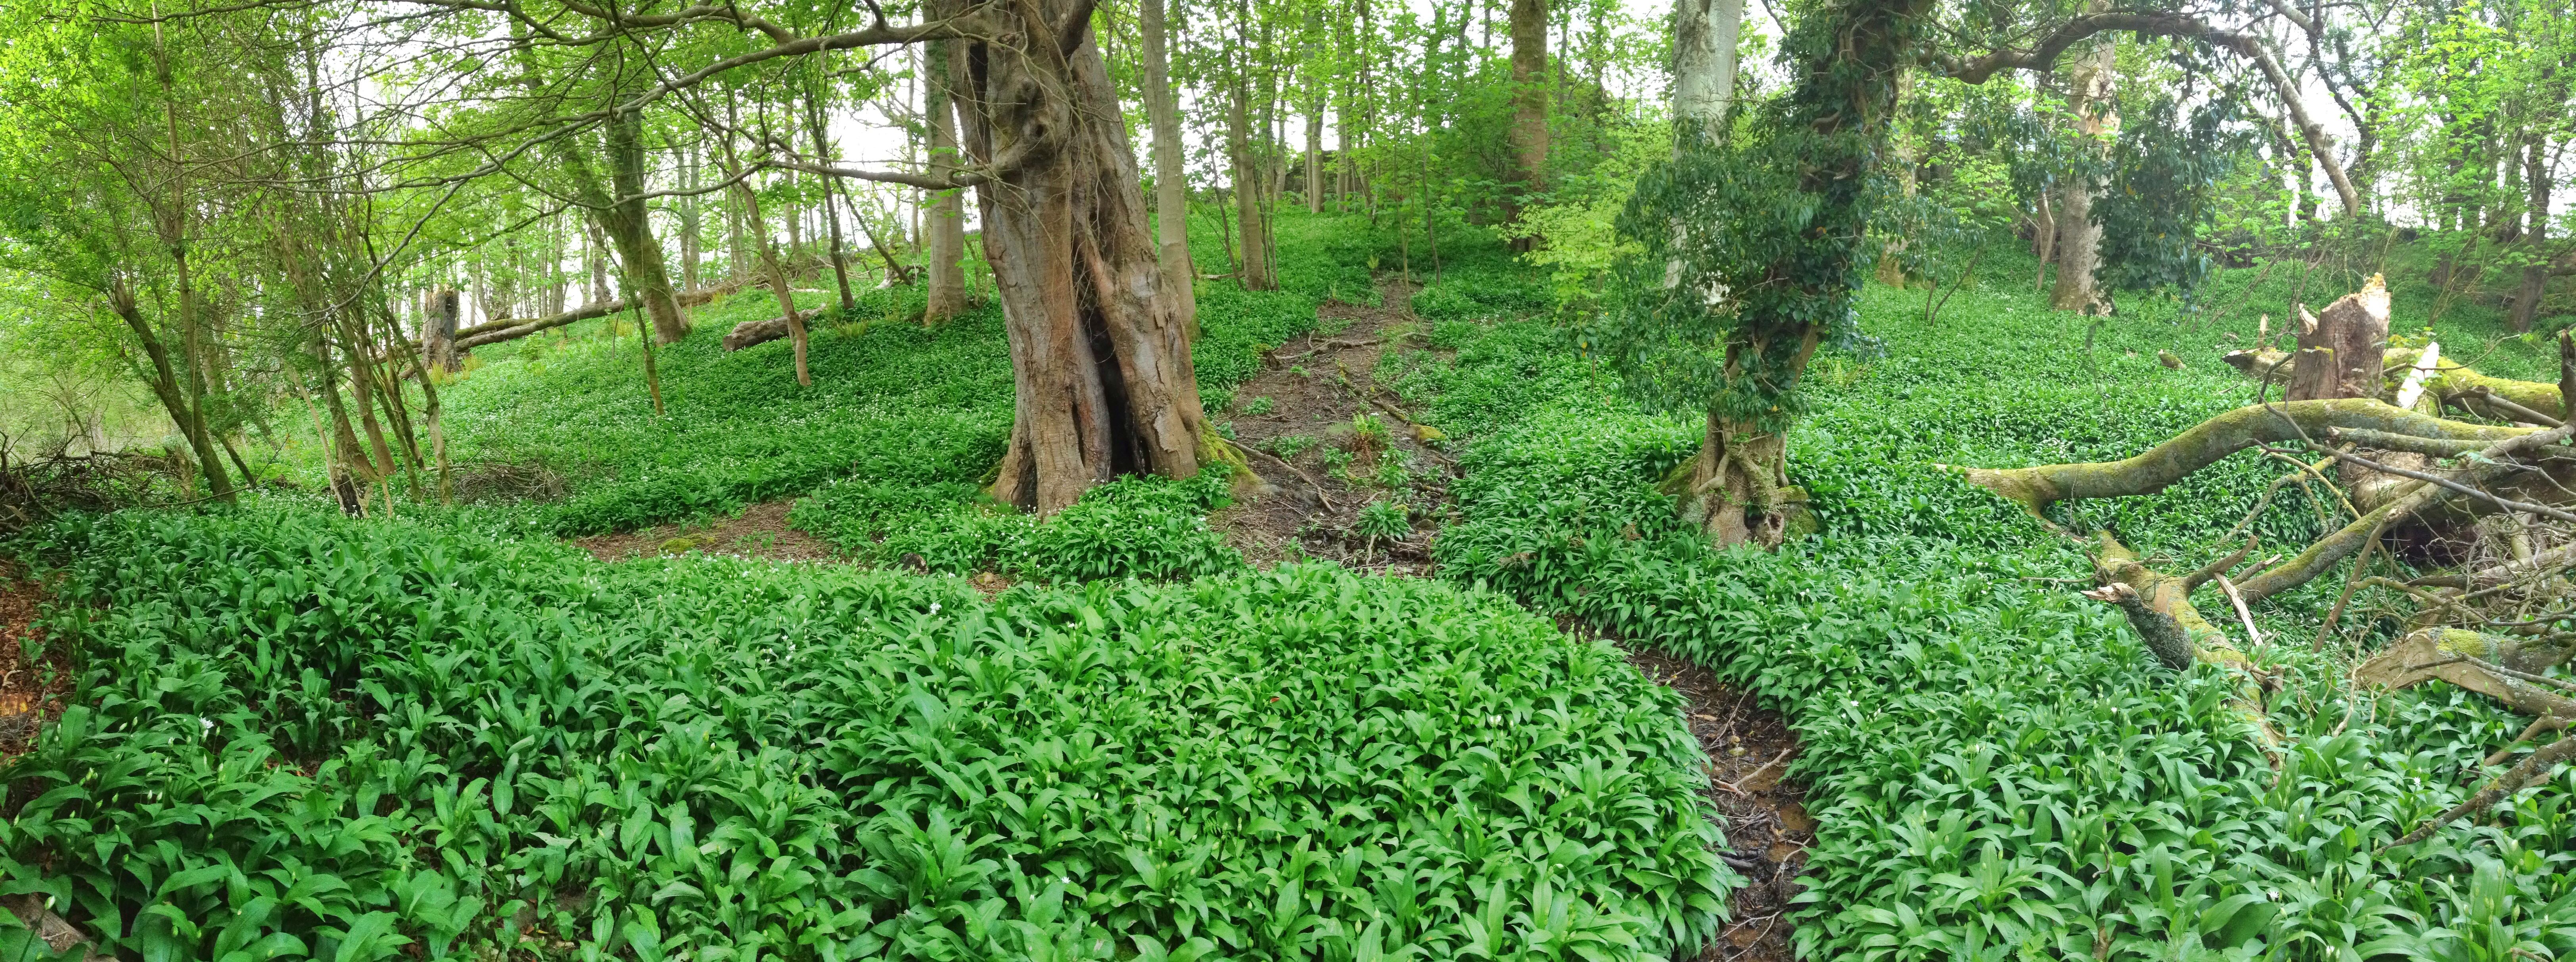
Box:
[1141,0,1197,337]
[1303,91,1323,215]
[1875,69,1915,286]
[420,289,461,373]
[923,39,972,324]
[2049,28,2115,315]
[560,108,691,343]
[107,284,234,502]
[802,67,860,316]
[1228,57,1278,291]
[934,0,1232,515]
[717,133,811,386]
[2513,130,2551,333]
[1506,0,1548,239]
[1670,0,1742,140]
[2286,274,2390,403]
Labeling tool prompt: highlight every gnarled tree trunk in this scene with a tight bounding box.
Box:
[937,0,1230,515]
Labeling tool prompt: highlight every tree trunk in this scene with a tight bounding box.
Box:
[561,109,690,343]
[924,39,972,324]
[1875,69,1915,286]
[680,146,701,292]
[2032,191,2056,291]
[935,0,1230,515]
[802,69,860,316]
[1506,0,1548,238]
[106,284,234,502]
[1304,92,1322,215]
[2513,131,2550,333]
[1670,0,1742,140]
[2049,29,2115,315]
[1228,63,1277,291]
[421,288,461,373]
[717,135,811,386]
[1662,338,1819,547]
[1141,0,1197,337]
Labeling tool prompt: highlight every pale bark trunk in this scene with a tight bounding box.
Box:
[1669,0,1742,139]
[935,0,1226,515]
[924,39,971,324]
[1304,94,1322,215]
[2049,30,2115,315]
[1142,0,1197,336]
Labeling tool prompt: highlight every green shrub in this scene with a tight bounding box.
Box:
[8,505,1736,961]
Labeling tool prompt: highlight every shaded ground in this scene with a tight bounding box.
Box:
[1627,647,1813,962]
[0,563,70,758]
[571,499,841,563]
[1211,277,1458,572]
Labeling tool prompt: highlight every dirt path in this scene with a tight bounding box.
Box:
[1628,648,1813,962]
[570,500,841,563]
[0,563,71,758]
[1211,276,1455,571]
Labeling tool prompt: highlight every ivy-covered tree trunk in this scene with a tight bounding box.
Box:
[1623,0,1921,549]
[937,0,1229,515]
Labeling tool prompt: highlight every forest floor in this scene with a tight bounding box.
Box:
[1629,647,1811,962]
[0,563,67,759]
[1215,276,1814,960]
[572,499,840,563]
[1211,276,1459,572]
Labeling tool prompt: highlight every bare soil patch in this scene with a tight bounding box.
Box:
[1211,277,1458,571]
[1627,647,1813,962]
[570,499,841,563]
[0,563,72,758]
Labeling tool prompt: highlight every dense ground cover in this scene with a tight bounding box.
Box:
[6,505,1729,960]
[1398,238,2576,958]
[8,207,2576,960]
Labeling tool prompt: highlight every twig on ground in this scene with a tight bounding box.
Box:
[1718,747,1794,796]
[1242,444,1335,512]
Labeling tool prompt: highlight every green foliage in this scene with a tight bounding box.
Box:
[2091,90,2254,304]
[1415,253,2576,958]
[1354,499,1411,541]
[8,504,1734,961]
[788,470,1243,582]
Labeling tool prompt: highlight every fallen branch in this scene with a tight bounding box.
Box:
[1244,443,1334,512]
[2465,386,2564,427]
[1275,336,1381,360]
[1716,746,1794,795]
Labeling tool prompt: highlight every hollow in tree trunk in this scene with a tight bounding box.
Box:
[936,0,1234,515]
